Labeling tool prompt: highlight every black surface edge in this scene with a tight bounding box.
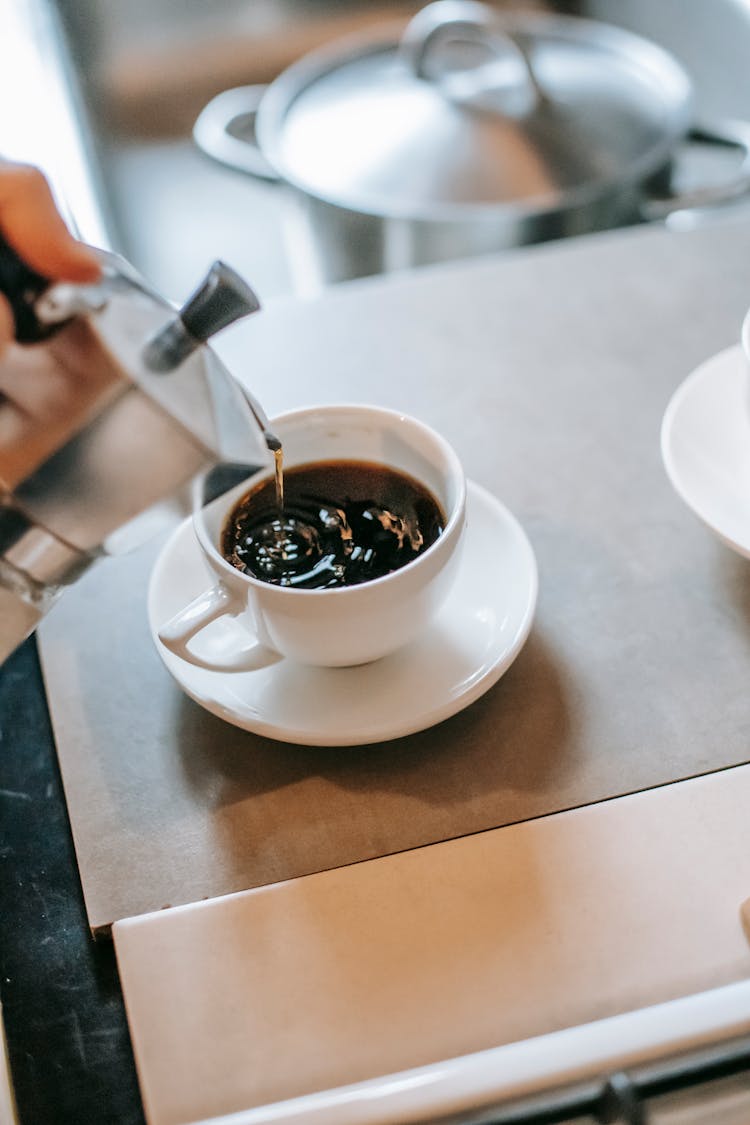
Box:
[0,638,145,1124]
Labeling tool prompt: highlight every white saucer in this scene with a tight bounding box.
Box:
[661,345,750,559]
[147,480,538,746]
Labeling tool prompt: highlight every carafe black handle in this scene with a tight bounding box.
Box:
[0,234,55,344]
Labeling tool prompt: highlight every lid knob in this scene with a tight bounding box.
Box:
[180,260,261,342]
[143,262,261,372]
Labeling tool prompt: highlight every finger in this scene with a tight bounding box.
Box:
[0,292,15,355]
[0,162,100,282]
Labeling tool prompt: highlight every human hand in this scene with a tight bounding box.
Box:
[0,160,101,350]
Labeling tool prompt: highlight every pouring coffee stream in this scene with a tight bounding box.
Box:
[0,234,279,663]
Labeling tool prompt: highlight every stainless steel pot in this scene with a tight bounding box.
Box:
[194,0,750,285]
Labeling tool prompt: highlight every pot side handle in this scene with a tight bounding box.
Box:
[640,119,750,221]
[193,86,280,182]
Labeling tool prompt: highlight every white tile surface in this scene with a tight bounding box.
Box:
[114,765,750,1125]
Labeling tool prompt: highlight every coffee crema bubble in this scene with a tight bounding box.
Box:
[221,459,445,589]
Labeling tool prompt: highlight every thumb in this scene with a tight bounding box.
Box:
[0,292,15,354]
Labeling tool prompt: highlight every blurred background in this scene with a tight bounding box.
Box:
[32,0,750,304]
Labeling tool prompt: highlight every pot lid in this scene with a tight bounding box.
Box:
[257,1,693,220]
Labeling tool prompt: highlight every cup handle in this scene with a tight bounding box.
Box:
[157,583,282,672]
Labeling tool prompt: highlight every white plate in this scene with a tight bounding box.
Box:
[147,480,538,746]
[661,344,750,558]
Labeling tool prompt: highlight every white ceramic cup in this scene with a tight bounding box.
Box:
[158,404,466,670]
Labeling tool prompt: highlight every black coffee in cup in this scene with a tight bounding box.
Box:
[221,459,445,589]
